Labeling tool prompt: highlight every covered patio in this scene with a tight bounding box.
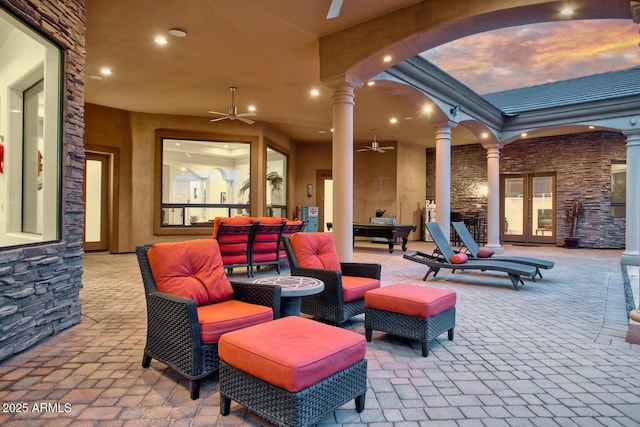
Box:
[1,243,638,425]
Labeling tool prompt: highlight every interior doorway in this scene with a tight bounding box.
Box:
[316,169,332,232]
[83,152,110,251]
[501,173,556,244]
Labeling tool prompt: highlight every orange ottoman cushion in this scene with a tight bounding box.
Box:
[365,284,456,318]
[197,300,274,343]
[219,316,366,392]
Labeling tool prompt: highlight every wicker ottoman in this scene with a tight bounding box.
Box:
[365,283,456,357]
[218,316,367,427]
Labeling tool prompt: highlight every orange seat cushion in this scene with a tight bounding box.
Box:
[290,232,341,270]
[342,276,380,302]
[197,300,274,343]
[212,216,253,239]
[365,284,456,318]
[219,316,366,392]
[148,239,233,306]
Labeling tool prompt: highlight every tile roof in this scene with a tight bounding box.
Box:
[483,66,640,114]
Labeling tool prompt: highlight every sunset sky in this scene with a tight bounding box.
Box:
[420,19,640,94]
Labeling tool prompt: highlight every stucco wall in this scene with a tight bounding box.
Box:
[0,0,85,362]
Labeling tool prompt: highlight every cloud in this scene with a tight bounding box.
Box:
[420,19,640,94]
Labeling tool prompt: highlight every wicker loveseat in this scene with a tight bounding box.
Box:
[136,239,281,399]
[283,232,381,325]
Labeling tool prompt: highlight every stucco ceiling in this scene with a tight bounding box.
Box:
[84,0,635,148]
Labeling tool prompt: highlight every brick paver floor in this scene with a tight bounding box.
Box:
[1,240,639,426]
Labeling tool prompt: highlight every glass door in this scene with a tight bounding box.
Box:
[501,173,555,244]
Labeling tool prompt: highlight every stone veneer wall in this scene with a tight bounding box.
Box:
[426,131,626,248]
[0,0,85,362]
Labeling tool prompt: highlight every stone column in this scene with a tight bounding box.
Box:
[435,123,454,242]
[331,82,356,261]
[485,146,503,252]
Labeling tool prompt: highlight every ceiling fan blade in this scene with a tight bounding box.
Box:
[357,147,373,152]
[236,111,256,118]
[208,110,226,116]
[377,149,386,153]
[210,116,229,122]
[237,116,255,125]
[326,0,343,19]
[379,146,395,150]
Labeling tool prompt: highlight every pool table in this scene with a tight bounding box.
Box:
[352,223,416,253]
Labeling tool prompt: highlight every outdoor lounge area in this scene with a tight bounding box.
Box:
[1,241,639,425]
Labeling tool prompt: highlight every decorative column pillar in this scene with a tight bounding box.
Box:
[622,130,640,266]
[435,123,454,242]
[331,82,356,261]
[624,130,640,343]
[485,146,503,252]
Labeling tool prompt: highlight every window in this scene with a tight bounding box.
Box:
[266,147,287,218]
[158,134,251,230]
[611,161,626,218]
[0,7,62,247]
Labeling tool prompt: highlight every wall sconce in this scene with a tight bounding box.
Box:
[307,184,313,198]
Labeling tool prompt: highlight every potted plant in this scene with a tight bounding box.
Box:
[563,199,584,248]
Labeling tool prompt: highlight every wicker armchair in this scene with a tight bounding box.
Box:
[282,232,381,325]
[136,242,281,399]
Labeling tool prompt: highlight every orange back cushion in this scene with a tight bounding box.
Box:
[148,239,233,306]
[212,216,253,238]
[289,232,341,270]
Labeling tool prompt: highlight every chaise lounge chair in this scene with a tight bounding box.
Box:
[451,221,554,279]
[403,222,537,290]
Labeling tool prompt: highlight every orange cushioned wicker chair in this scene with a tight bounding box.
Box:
[136,239,281,399]
[282,232,381,325]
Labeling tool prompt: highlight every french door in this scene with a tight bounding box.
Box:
[83,152,110,251]
[501,173,556,244]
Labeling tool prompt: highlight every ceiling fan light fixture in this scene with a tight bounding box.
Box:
[168,28,187,37]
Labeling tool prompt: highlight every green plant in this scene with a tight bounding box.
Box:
[238,171,284,199]
[564,199,584,238]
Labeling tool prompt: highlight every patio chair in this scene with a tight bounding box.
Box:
[283,232,381,325]
[403,222,537,290]
[136,239,281,399]
[452,221,554,279]
[250,220,286,275]
[213,218,256,277]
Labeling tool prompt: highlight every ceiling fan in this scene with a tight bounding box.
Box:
[326,0,343,19]
[208,87,256,124]
[357,129,395,153]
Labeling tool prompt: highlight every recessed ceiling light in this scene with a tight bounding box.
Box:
[310,88,320,97]
[588,125,595,129]
[560,7,574,16]
[404,116,414,120]
[100,67,112,76]
[481,132,489,139]
[154,35,168,45]
[318,130,327,134]
[367,81,376,86]
[422,104,433,114]
[521,132,528,137]
[389,117,398,124]
[168,28,187,37]
[383,55,393,63]
[248,105,256,112]
[89,74,103,80]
